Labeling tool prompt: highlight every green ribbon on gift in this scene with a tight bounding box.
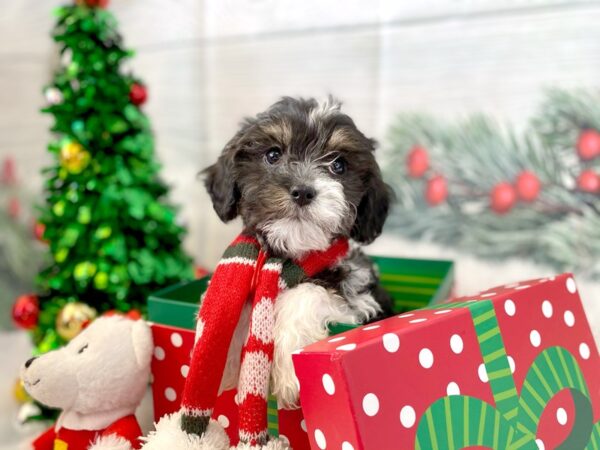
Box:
[415,300,600,450]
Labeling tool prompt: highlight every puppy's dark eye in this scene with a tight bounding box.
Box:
[78,344,88,354]
[329,157,347,175]
[265,147,282,165]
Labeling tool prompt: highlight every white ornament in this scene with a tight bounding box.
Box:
[45,87,63,105]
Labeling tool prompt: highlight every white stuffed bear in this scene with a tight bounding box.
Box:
[20,315,153,450]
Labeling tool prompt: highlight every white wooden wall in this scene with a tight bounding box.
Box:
[1,0,599,335]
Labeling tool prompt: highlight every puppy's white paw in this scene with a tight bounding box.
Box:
[141,411,229,450]
[232,436,291,450]
[272,283,359,408]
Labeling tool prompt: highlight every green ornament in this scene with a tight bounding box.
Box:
[53,201,66,217]
[77,205,91,224]
[94,272,108,290]
[67,62,79,77]
[95,225,112,240]
[73,261,97,281]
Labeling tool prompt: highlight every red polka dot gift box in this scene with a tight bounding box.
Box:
[147,257,454,448]
[292,273,600,450]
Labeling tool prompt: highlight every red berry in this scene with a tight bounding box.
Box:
[491,182,517,214]
[12,294,39,330]
[576,130,600,161]
[515,171,541,202]
[406,145,429,178]
[34,222,46,242]
[425,175,448,205]
[8,198,20,218]
[129,83,147,106]
[83,0,109,8]
[577,170,600,193]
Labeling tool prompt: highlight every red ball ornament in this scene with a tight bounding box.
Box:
[577,170,600,193]
[406,145,429,178]
[425,175,448,206]
[515,171,541,202]
[129,83,147,106]
[12,294,39,330]
[34,221,46,242]
[576,129,600,161]
[490,182,517,214]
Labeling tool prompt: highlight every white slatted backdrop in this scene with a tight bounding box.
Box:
[0,0,598,338]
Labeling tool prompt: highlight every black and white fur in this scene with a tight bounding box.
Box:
[204,96,394,409]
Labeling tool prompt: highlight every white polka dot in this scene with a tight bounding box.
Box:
[362,393,379,416]
[515,285,530,290]
[180,365,189,377]
[564,310,575,327]
[300,419,307,432]
[400,405,416,428]
[165,387,177,401]
[292,348,303,355]
[398,313,415,318]
[154,346,165,361]
[504,300,516,316]
[363,324,380,331]
[557,407,568,425]
[434,309,452,315]
[409,318,427,324]
[566,277,577,294]
[542,300,553,318]
[446,382,460,396]
[481,292,496,297]
[383,333,400,353]
[536,439,545,450]
[419,348,434,369]
[328,336,345,343]
[279,435,290,445]
[170,332,183,348]
[217,415,230,428]
[314,429,326,449]
[336,343,357,351]
[342,442,354,450]
[507,356,516,374]
[579,343,591,360]
[478,364,488,383]
[322,374,335,395]
[530,330,541,347]
[450,334,463,354]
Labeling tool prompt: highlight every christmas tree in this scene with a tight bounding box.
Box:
[25,1,193,353]
[384,88,600,279]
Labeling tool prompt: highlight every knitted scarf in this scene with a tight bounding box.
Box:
[180,233,349,445]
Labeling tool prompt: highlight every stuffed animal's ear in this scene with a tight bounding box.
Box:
[131,320,153,369]
[351,166,394,244]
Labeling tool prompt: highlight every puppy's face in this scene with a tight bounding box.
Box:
[205,97,392,258]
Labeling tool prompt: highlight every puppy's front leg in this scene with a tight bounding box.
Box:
[271,283,359,408]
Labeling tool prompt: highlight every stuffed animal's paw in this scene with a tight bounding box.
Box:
[88,434,133,450]
[232,436,291,450]
[141,411,229,450]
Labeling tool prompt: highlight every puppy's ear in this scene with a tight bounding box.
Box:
[351,163,394,244]
[203,136,244,222]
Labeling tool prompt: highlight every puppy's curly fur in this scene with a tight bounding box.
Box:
[205,96,394,429]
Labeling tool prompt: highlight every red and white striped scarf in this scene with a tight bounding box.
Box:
[181,233,349,445]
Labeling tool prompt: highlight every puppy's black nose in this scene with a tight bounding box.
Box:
[291,185,316,206]
[24,357,37,369]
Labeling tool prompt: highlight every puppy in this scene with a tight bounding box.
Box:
[205,96,394,409]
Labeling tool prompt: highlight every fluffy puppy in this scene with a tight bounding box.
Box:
[205,96,394,409]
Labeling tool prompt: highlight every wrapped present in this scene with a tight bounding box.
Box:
[148,256,454,448]
[293,273,600,450]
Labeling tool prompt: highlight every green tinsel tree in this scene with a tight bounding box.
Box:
[33,1,193,353]
[384,88,600,279]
